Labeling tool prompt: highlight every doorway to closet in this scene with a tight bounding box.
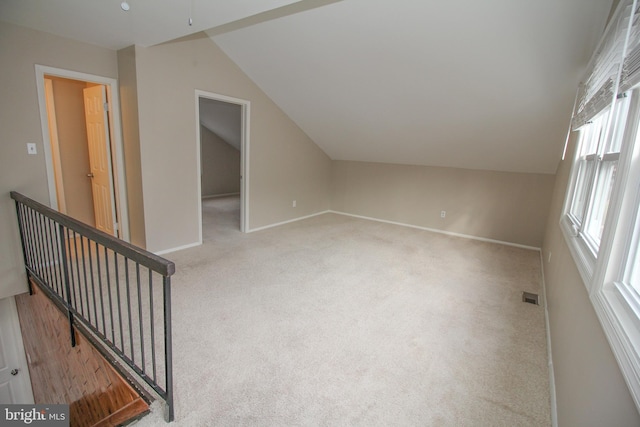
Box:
[196,90,249,241]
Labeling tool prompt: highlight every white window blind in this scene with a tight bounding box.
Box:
[572,1,633,130]
[620,4,640,93]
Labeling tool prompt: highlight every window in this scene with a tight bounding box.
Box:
[587,100,629,244]
[562,86,640,410]
[560,0,640,412]
[561,98,629,283]
[565,97,630,257]
[593,90,640,405]
[567,108,609,236]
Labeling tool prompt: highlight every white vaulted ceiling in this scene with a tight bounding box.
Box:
[210,0,613,173]
[1,0,613,173]
[0,0,303,49]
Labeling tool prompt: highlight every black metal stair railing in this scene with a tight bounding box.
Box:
[11,191,176,422]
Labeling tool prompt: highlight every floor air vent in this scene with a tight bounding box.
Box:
[522,292,539,305]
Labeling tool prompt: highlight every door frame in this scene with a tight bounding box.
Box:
[195,90,250,237]
[35,65,130,242]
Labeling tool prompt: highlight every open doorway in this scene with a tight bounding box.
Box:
[35,65,129,241]
[195,91,249,241]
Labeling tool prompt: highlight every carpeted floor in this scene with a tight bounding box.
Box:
[133,196,550,426]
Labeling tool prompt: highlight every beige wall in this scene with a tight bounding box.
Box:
[541,132,640,426]
[200,126,240,197]
[48,77,95,227]
[332,160,554,248]
[0,21,118,299]
[117,46,146,248]
[133,34,332,252]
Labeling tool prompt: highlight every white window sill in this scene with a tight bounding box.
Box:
[560,215,597,288]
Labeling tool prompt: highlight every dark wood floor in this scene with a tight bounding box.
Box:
[16,281,149,427]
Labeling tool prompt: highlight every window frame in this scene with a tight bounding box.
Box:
[562,87,640,410]
[561,96,630,287]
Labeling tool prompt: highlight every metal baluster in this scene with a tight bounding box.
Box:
[21,206,36,280]
[35,211,48,283]
[36,211,49,282]
[163,274,174,422]
[125,258,134,363]
[29,209,44,282]
[37,212,53,290]
[47,218,62,296]
[114,253,125,350]
[53,222,66,302]
[65,228,78,309]
[14,202,33,294]
[79,236,91,323]
[149,270,157,383]
[43,215,57,295]
[72,230,84,316]
[105,247,116,344]
[136,263,145,375]
[95,241,107,336]
[23,208,36,276]
[59,224,76,347]
[86,237,99,331]
[25,208,38,287]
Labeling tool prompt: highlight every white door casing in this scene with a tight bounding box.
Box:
[0,297,34,404]
[83,85,117,237]
[35,65,130,242]
[195,90,250,240]
[44,78,67,215]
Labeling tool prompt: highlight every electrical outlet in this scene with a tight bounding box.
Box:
[27,143,37,155]
[440,210,446,218]
[292,200,297,208]
[548,252,552,263]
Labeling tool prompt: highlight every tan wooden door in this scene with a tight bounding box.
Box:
[83,85,116,236]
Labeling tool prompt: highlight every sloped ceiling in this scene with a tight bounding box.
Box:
[0,0,613,173]
[211,0,613,174]
[199,98,241,151]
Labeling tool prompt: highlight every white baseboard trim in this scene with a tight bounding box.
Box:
[247,210,331,233]
[157,210,540,254]
[155,240,202,256]
[329,210,541,251]
[202,192,240,200]
[539,250,558,427]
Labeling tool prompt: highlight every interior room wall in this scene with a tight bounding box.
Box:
[133,34,332,253]
[48,77,95,227]
[331,160,555,248]
[541,132,640,426]
[200,125,240,198]
[117,45,146,248]
[0,21,118,299]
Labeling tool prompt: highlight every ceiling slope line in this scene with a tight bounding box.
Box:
[204,0,343,38]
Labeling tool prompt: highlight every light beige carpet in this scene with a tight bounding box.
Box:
[133,196,550,426]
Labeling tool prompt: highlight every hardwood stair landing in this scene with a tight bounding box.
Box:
[16,281,150,427]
